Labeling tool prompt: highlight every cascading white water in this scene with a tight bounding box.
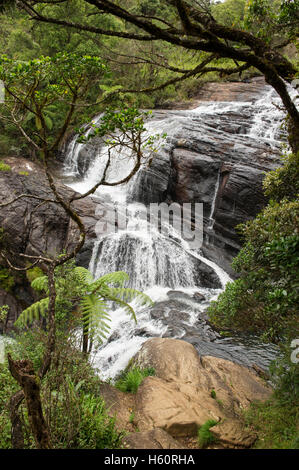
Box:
[63,82,295,379]
[208,169,220,230]
[247,88,287,145]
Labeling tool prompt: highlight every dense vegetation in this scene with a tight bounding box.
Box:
[0,0,298,450]
[208,148,299,448]
[0,327,124,448]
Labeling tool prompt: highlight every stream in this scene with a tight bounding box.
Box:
[60,82,290,380]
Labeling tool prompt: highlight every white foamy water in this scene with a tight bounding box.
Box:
[62,83,295,378]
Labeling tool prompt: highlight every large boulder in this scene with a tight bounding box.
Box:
[0,157,108,265]
[131,338,271,446]
[123,429,184,450]
[0,157,106,324]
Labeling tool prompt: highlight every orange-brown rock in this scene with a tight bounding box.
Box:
[123,428,184,449]
[132,338,271,445]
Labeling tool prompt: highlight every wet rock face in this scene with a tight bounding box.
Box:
[162,76,268,109]
[0,161,103,260]
[0,161,105,321]
[128,79,281,275]
[58,76,281,276]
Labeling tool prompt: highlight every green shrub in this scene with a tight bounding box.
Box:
[208,199,299,343]
[0,360,26,449]
[263,152,299,202]
[197,420,218,448]
[0,267,15,292]
[75,393,124,449]
[245,398,299,449]
[0,328,125,449]
[115,367,155,394]
[0,161,11,172]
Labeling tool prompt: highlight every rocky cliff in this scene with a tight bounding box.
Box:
[0,77,283,326]
[0,157,103,330]
[67,77,281,274]
[100,338,272,449]
[130,77,281,274]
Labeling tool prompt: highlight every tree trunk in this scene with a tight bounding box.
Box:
[8,354,52,449]
[9,390,25,449]
[288,118,299,154]
[263,70,299,154]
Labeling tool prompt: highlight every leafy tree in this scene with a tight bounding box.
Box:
[0,51,156,448]
[213,0,246,27]
[0,53,106,160]
[15,0,299,151]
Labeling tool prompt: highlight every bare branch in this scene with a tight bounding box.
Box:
[0,194,56,208]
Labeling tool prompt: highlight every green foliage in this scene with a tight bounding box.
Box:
[16,297,50,328]
[46,370,124,449]
[269,345,299,406]
[0,305,9,323]
[0,266,15,292]
[0,52,107,157]
[115,367,156,394]
[75,393,124,449]
[0,360,20,448]
[213,0,246,27]
[245,397,299,449]
[208,198,299,343]
[263,152,299,202]
[15,263,152,351]
[0,161,11,172]
[244,0,299,40]
[0,327,125,449]
[197,419,218,449]
[25,266,44,284]
[210,389,217,399]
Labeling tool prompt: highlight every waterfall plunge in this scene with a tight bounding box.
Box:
[62,83,295,378]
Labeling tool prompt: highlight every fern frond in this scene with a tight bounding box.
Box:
[79,294,111,342]
[31,275,48,292]
[15,297,49,328]
[74,266,94,285]
[90,271,129,292]
[101,293,137,323]
[108,287,153,307]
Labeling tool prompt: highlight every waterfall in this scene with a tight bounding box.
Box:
[248,88,287,146]
[208,169,220,230]
[62,82,291,379]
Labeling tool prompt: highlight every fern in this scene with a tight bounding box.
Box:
[31,275,48,292]
[108,287,152,306]
[100,293,137,323]
[14,265,153,352]
[15,297,49,328]
[73,266,94,286]
[90,271,129,292]
[80,294,111,343]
